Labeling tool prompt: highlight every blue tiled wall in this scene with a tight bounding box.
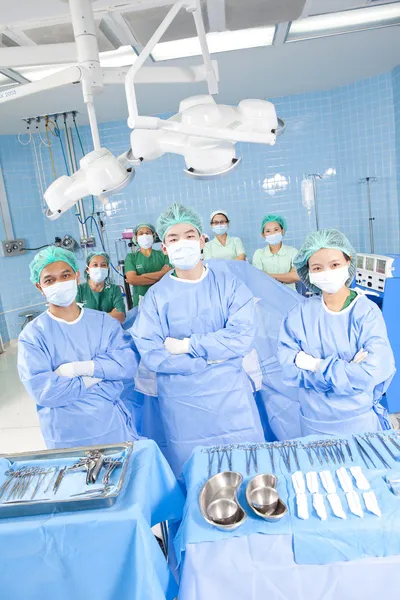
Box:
[0,131,83,342]
[0,67,399,342]
[332,72,399,254]
[393,66,400,222]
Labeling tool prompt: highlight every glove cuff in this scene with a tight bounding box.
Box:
[78,361,95,377]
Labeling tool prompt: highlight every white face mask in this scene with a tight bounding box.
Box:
[137,234,153,249]
[42,279,78,307]
[265,232,283,246]
[167,239,201,271]
[89,267,108,284]
[309,265,349,294]
[212,224,228,235]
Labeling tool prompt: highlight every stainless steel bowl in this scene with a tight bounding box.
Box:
[207,498,239,524]
[246,473,287,520]
[260,499,288,522]
[248,473,278,490]
[247,485,279,516]
[199,471,246,531]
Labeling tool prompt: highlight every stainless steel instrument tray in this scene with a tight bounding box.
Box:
[0,442,133,519]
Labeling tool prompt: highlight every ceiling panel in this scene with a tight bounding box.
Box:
[225,0,306,30]
[22,21,115,52]
[123,2,209,45]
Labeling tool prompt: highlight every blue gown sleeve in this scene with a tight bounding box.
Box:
[189,278,256,361]
[130,291,207,375]
[314,306,396,396]
[18,336,88,408]
[277,309,332,393]
[93,316,138,381]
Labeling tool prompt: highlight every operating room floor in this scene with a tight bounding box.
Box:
[0,344,45,454]
[1,344,399,456]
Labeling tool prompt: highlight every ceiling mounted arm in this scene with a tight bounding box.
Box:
[125,0,218,129]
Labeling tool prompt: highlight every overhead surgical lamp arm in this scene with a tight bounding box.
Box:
[0,65,83,104]
[135,116,277,145]
[125,0,218,129]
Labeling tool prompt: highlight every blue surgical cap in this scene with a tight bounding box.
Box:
[156,203,203,242]
[30,246,79,284]
[294,229,357,293]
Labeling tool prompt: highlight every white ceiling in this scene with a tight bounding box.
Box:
[0,0,399,133]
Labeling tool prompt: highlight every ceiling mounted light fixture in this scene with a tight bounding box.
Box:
[288,3,400,42]
[151,26,275,61]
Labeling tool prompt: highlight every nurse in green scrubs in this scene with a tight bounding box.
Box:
[76,252,126,323]
[125,223,171,307]
[252,214,299,290]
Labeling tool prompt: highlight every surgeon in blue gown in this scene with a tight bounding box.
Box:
[18,246,137,449]
[278,229,395,437]
[131,203,264,476]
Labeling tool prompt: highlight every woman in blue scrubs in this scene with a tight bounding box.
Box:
[278,229,395,437]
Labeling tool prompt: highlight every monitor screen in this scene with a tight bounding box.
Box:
[357,255,365,269]
[376,259,386,275]
[366,257,375,271]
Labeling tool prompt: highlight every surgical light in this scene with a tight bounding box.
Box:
[129,95,281,179]
[44,148,134,220]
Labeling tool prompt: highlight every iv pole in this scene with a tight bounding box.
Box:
[359,176,377,254]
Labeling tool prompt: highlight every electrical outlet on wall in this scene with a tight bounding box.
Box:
[1,239,26,257]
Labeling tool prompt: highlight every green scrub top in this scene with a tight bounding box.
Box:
[252,243,298,290]
[203,235,245,260]
[125,249,170,307]
[341,289,358,311]
[76,282,125,313]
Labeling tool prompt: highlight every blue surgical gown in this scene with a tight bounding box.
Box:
[130,265,264,476]
[18,308,138,448]
[209,260,303,440]
[278,293,396,436]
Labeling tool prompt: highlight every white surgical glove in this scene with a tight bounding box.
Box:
[352,349,369,364]
[336,467,353,493]
[164,337,190,355]
[292,471,306,494]
[55,360,95,378]
[346,490,364,518]
[82,376,102,389]
[363,490,381,517]
[313,493,327,521]
[296,493,309,520]
[306,471,319,494]
[312,494,328,521]
[350,466,370,491]
[295,351,322,372]
[319,470,336,494]
[327,493,347,519]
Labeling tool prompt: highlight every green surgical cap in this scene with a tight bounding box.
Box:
[30,246,78,284]
[86,251,110,266]
[261,214,287,234]
[294,229,357,293]
[156,203,203,242]
[134,223,155,236]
